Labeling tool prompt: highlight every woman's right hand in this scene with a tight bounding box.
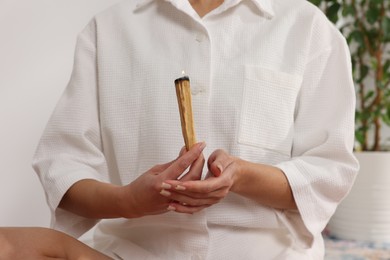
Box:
[118,142,206,218]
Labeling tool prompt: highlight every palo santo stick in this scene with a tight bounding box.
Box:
[174,76,196,150]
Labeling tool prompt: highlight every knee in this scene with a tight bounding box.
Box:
[0,228,18,259]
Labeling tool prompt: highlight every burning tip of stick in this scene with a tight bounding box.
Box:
[174,76,190,84]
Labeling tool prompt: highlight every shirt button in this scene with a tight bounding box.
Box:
[195,33,205,42]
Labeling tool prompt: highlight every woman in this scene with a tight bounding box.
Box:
[33,0,359,259]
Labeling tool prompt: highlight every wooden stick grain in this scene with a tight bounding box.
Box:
[174,76,196,150]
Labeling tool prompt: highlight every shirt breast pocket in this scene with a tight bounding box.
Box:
[238,65,302,156]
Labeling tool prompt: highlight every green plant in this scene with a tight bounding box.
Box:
[308,0,390,151]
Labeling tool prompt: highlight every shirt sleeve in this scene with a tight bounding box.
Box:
[275,30,359,247]
[32,19,107,237]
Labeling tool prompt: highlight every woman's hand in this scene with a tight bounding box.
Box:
[161,147,297,213]
[161,149,241,214]
[118,142,206,218]
[59,142,206,220]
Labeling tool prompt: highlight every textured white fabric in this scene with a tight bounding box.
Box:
[32,0,359,259]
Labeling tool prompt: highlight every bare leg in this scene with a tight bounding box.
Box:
[0,227,112,260]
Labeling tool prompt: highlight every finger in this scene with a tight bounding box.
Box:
[207,149,226,167]
[208,149,232,177]
[180,154,205,181]
[160,189,222,206]
[207,149,225,177]
[165,185,228,201]
[163,142,206,180]
[178,146,187,157]
[168,202,209,214]
[152,146,188,172]
[164,177,227,195]
[152,161,175,173]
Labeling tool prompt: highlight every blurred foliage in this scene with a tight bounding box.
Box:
[308,0,390,151]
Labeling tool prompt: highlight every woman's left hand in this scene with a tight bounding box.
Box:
[161,149,241,214]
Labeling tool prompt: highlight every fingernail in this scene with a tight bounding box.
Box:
[175,185,186,191]
[161,182,172,189]
[160,190,171,197]
[167,205,176,211]
[217,164,223,174]
[199,142,206,151]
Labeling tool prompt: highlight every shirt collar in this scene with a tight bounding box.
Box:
[134,0,154,9]
[134,0,275,19]
[250,0,274,19]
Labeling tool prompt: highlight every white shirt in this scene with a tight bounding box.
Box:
[33,0,359,259]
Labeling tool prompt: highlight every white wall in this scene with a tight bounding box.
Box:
[0,0,120,227]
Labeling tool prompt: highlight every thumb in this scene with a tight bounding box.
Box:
[163,142,206,180]
[208,161,223,177]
